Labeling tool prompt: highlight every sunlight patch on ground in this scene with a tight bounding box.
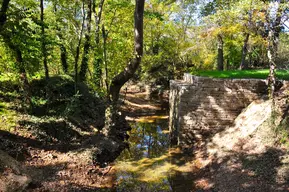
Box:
[122,92,148,98]
[124,100,160,110]
[126,115,169,123]
[195,178,214,190]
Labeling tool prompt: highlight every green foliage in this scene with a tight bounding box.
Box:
[63,91,82,116]
[139,0,196,84]
[0,73,105,136]
[0,42,16,73]
[0,73,21,102]
[195,0,269,70]
[102,0,135,79]
[31,96,48,108]
[28,75,103,119]
[0,0,288,104]
[2,0,42,73]
[277,33,289,68]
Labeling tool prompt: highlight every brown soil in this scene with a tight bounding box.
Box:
[0,130,117,191]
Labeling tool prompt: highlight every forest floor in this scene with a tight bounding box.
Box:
[1,114,116,191]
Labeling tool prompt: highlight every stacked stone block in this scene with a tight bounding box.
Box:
[169,73,269,146]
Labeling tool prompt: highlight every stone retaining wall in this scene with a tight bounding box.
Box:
[169,73,270,145]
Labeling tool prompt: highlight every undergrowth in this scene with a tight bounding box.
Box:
[0,74,105,143]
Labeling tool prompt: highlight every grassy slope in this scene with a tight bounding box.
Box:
[192,69,289,80]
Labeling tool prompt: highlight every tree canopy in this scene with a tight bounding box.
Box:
[0,0,288,97]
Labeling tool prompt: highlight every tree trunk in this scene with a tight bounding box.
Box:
[60,44,68,73]
[40,0,49,80]
[16,50,31,109]
[217,34,224,71]
[2,32,32,109]
[102,24,109,94]
[248,47,252,67]
[54,4,68,74]
[109,0,144,103]
[74,1,86,89]
[0,0,10,31]
[103,0,145,137]
[267,30,276,99]
[79,0,93,82]
[93,0,105,88]
[240,33,250,70]
[266,1,283,99]
[16,51,33,110]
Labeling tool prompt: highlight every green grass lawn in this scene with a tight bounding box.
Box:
[191,69,289,80]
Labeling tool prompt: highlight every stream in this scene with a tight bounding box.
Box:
[114,115,198,192]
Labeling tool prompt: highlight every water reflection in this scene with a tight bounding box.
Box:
[115,118,172,191]
[115,117,197,192]
[118,119,169,161]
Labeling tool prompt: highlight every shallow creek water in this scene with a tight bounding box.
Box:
[114,116,198,192]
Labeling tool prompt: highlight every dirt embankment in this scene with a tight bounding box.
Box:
[0,76,114,191]
[189,89,289,192]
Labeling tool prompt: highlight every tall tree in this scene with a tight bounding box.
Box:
[0,0,10,31]
[53,2,68,74]
[104,0,145,137]
[79,0,93,82]
[239,1,253,70]
[266,0,284,99]
[93,0,105,88]
[240,33,250,69]
[217,34,224,70]
[109,0,145,104]
[74,1,86,87]
[40,0,49,80]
